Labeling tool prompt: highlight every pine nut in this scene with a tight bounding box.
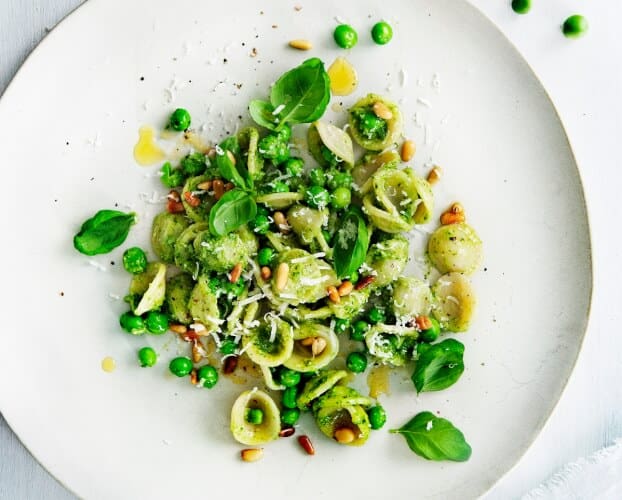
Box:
[298,435,315,455]
[260,266,272,280]
[183,191,201,207]
[213,179,225,200]
[415,315,432,331]
[223,356,238,375]
[279,427,295,438]
[169,324,188,334]
[224,182,235,192]
[354,275,375,291]
[191,340,204,363]
[311,337,327,356]
[372,101,393,120]
[226,150,237,165]
[337,281,353,297]
[427,166,442,185]
[327,286,340,304]
[289,39,313,51]
[334,427,356,444]
[275,263,289,291]
[299,336,315,347]
[273,211,290,233]
[440,202,465,225]
[189,369,198,385]
[401,140,416,162]
[230,263,243,283]
[241,448,264,462]
[168,190,181,202]
[167,199,185,214]
[197,180,212,191]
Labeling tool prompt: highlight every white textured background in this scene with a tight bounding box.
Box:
[1,1,621,499]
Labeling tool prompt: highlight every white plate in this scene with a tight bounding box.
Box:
[0,0,591,498]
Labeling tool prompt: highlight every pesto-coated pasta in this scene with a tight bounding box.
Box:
[187,275,220,330]
[431,272,476,332]
[349,94,403,151]
[297,369,348,410]
[283,322,339,372]
[365,323,418,366]
[165,273,194,324]
[128,262,167,315]
[151,212,191,263]
[365,236,409,287]
[174,222,208,275]
[230,389,281,445]
[315,404,371,446]
[392,277,433,321]
[308,121,355,168]
[242,318,294,367]
[428,222,483,275]
[194,228,258,273]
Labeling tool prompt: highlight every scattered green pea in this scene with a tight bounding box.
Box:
[137,347,157,367]
[282,386,298,409]
[334,318,350,335]
[169,108,191,131]
[511,0,531,15]
[219,339,238,355]
[246,408,264,425]
[145,311,169,335]
[367,405,387,430]
[371,21,393,45]
[122,247,148,275]
[351,320,369,341]
[346,351,368,373]
[251,213,270,234]
[284,157,304,177]
[160,162,185,188]
[562,15,588,38]
[257,247,275,267]
[258,134,290,164]
[368,307,386,324]
[119,311,146,335]
[326,170,353,190]
[272,181,290,193]
[279,368,301,388]
[331,187,351,209]
[276,124,292,143]
[305,185,331,209]
[333,24,358,49]
[419,317,441,343]
[197,364,219,388]
[169,357,193,377]
[309,168,326,187]
[281,407,301,425]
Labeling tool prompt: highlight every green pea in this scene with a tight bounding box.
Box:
[169,357,193,377]
[250,213,270,235]
[282,386,298,409]
[367,405,387,430]
[122,247,148,275]
[351,320,369,341]
[563,15,588,38]
[284,157,304,177]
[309,168,326,187]
[145,311,169,335]
[137,347,157,367]
[419,317,441,343]
[258,135,290,164]
[326,170,353,190]
[281,408,300,426]
[246,408,264,425]
[346,351,368,373]
[368,307,386,324]
[219,339,238,355]
[276,124,292,143]
[305,185,330,209]
[119,311,146,335]
[197,364,219,388]
[160,162,185,188]
[371,21,393,45]
[279,368,301,388]
[333,24,358,49]
[272,181,290,193]
[334,318,350,334]
[169,108,191,131]
[511,0,531,15]
[180,153,206,176]
[257,248,275,267]
[331,187,351,209]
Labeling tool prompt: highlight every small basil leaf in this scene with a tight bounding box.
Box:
[73,210,136,256]
[390,411,472,462]
[208,189,257,236]
[333,207,369,278]
[411,338,465,393]
[270,58,330,129]
[248,100,278,131]
[215,136,247,189]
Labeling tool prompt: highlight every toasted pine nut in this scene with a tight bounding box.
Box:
[440,202,465,225]
[197,180,212,191]
[415,315,432,331]
[226,150,237,165]
[275,263,289,291]
[241,448,264,462]
[289,39,313,51]
[189,369,198,385]
[372,101,393,120]
[169,324,188,334]
[298,435,315,455]
[206,148,216,159]
[311,337,327,356]
[273,211,290,233]
[213,179,225,200]
[334,427,356,444]
[223,356,238,375]
[167,199,185,214]
[450,202,464,214]
[327,286,340,304]
[260,266,272,280]
[230,263,243,284]
[168,190,181,202]
[224,182,235,192]
[183,191,201,207]
[401,140,416,162]
[427,166,442,185]
[300,337,315,347]
[354,275,375,291]
[279,427,296,438]
[337,281,353,297]
[191,340,204,363]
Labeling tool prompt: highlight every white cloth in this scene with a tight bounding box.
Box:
[522,439,622,500]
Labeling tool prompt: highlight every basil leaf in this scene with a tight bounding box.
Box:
[390,411,472,462]
[248,100,278,131]
[333,207,369,278]
[269,58,330,129]
[215,136,248,189]
[411,339,465,393]
[208,189,257,236]
[73,210,135,256]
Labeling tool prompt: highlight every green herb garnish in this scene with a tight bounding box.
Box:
[73,209,136,256]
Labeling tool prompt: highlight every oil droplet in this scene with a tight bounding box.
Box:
[133,126,165,166]
[101,356,116,373]
[367,365,391,398]
[327,57,358,96]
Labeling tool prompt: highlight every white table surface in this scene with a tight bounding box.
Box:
[1,1,620,499]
